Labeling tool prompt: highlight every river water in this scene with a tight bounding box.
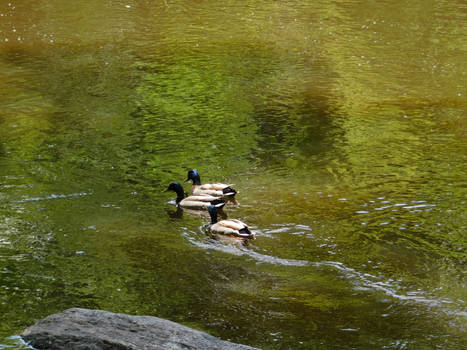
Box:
[0,0,466,349]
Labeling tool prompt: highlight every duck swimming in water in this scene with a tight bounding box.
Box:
[207,203,255,240]
[165,182,226,211]
[185,169,238,205]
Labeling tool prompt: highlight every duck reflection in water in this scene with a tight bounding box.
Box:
[166,205,227,220]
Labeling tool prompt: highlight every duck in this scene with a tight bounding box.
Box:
[207,203,255,240]
[185,169,238,204]
[165,182,226,211]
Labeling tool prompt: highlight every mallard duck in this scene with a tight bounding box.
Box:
[185,169,238,204]
[165,182,226,211]
[207,203,255,240]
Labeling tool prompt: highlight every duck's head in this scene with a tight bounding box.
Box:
[208,199,226,224]
[208,204,218,224]
[165,182,185,203]
[185,169,201,185]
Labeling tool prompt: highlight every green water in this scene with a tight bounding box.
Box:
[1,0,466,348]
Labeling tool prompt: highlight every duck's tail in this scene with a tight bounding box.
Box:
[237,227,254,239]
[223,186,238,205]
[211,199,226,209]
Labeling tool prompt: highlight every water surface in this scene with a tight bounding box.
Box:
[1,0,466,349]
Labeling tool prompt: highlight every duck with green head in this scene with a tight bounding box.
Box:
[185,169,238,205]
[165,182,226,211]
[207,203,255,240]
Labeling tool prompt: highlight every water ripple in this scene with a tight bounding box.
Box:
[356,198,436,214]
[12,192,91,203]
[182,231,309,267]
[0,336,34,349]
[315,261,466,317]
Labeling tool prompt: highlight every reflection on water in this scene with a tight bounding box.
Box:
[1,0,466,349]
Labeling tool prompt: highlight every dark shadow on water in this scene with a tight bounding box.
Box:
[166,207,184,220]
[252,85,344,170]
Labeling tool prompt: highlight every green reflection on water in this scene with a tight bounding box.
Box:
[1,0,466,349]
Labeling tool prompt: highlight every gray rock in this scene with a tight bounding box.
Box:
[22,308,260,350]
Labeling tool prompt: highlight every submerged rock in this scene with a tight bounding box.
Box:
[22,308,259,350]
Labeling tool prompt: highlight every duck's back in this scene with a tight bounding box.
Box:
[197,183,233,191]
[216,219,245,231]
[210,222,239,236]
[179,194,220,210]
